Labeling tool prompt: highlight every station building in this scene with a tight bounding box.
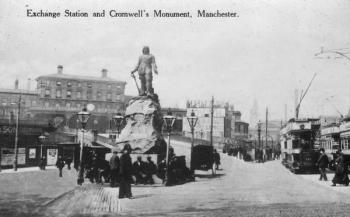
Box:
[0,65,130,169]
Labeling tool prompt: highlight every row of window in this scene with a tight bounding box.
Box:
[40,80,121,90]
[42,102,122,111]
[0,98,37,107]
[234,124,248,134]
[320,140,340,150]
[43,89,122,101]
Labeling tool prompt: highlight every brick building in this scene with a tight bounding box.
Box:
[0,65,130,132]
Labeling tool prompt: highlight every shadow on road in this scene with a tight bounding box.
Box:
[195,174,225,179]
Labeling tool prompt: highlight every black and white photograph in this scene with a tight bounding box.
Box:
[1,0,350,216]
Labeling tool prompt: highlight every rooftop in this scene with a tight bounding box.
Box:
[36,73,126,84]
[0,88,37,95]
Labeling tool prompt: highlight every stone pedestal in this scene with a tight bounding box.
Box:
[113,95,166,156]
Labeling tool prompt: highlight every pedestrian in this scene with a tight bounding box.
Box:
[332,151,350,186]
[145,156,157,184]
[213,149,221,170]
[41,156,46,170]
[119,144,134,199]
[39,157,45,170]
[89,156,99,183]
[56,155,65,177]
[133,156,147,184]
[109,149,120,187]
[157,160,166,180]
[316,148,328,181]
[65,157,72,170]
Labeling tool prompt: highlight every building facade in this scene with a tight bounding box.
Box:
[182,103,250,144]
[231,111,249,140]
[0,65,130,133]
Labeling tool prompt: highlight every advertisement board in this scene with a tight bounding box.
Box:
[47,149,58,165]
[29,148,36,159]
[1,148,26,165]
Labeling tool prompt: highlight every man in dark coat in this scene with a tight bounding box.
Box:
[39,156,46,170]
[56,156,65,177]
[213,149,221,170]
[119,144,133,199]
[65,157,72,170]
[109,150,120,187]
[332,151,349,186]
[133,156,147,184]
[317,148,328,181]
[145,156,157,184]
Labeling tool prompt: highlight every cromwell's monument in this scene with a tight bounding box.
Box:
[113,46,166,158]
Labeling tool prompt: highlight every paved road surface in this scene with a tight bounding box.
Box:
[2,140,350,216]
[0,166,77,217]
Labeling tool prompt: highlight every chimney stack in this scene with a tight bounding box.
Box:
[57,65,63,74]
[14,79,19,89]
[27,78,31,90]
[101,69,108,78]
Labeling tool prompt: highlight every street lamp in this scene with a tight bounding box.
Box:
[163,110,176,185]
[38,135,46,159]
[12,94,22,171]
[257,120,262,163]
[77,107,91,185]
[112,113,124,138]
[187,110,198,173]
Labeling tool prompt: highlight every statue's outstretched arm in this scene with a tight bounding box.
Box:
[152,55,158,75]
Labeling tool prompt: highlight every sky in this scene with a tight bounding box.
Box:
[1,0,350,124]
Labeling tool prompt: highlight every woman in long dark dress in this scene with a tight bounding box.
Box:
[119,144,134,199]
[332,152,349,186]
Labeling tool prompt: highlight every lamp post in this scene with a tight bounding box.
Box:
[77,108,91,185]
[12,94,22,171]
[163,111,176,185]
[187,110,198,173]
[75,118,79,143]
[38,135,46,159]
[257,120,262,163]
[112,113,124,138]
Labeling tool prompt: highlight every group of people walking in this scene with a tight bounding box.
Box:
[317,148,349,186]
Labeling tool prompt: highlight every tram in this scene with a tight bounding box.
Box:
[280,118,320,173]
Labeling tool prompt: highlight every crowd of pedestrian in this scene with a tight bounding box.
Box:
[49,143,198,198]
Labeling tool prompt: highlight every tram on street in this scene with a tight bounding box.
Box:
[280,118,320,173]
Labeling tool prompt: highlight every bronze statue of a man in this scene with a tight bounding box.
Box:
[131,46,158,96]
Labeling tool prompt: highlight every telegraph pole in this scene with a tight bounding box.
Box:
[265,107,268,162]
[210,96,214,146]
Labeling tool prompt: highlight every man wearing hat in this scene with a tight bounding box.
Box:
[119,144,133,199]
[145,156,157,184]
[109,149,120,187]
